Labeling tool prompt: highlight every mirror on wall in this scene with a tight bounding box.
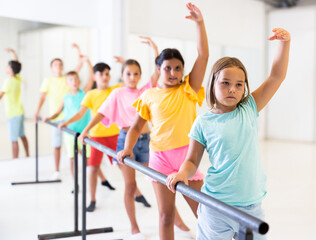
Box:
[0,17,93,160]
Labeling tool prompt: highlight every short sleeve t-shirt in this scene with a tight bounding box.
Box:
[98,80,153,128]
[133,75,205,151]
[63,90,91,133]
[1,74,24,118]
[189,95,267,206]
[40,76,69,121]
[81,84,121,137]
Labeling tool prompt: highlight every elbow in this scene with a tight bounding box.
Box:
[270,71,287,83]
[198,51,209,62]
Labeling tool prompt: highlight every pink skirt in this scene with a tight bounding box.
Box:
[149,145,204,182]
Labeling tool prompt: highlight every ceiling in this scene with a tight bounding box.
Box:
[257,0,299,7]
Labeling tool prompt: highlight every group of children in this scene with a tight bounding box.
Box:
[1,2,291,240]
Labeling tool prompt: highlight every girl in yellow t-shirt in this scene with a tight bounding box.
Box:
[117,3,209,239]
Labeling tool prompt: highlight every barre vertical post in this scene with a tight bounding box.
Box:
[74,133,79,232]
[38,126,114,239]
[239,226,254,240]
[79,140,118,239]
[11,119,62,185]
[36,121,39,182]
[82,144,87,240]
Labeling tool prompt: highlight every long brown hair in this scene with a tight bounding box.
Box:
[206,57,250,109]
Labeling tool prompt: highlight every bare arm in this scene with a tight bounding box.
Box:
[72,43,85,73]
[166,139,205,193]
[113,56,125,64]
[72,43,94,90]
[186,3,209,93]
[78,112,104,144]
[34,92,47,122]
[6,48,18,61]
[43,101,64,122]
[139,36,160,87]
[252,28,291,113]
[58,105,88,130]
[0,92,4,100]
[117,114,147,164]
[82,57,94,92]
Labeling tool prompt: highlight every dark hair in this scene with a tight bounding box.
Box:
[155,48,184,67]
[206,57,250,109]
[93,62,111,73]
[8,60,22,74]
[121,59,142,74]
[66,71,79,78]
[50,58,63,67]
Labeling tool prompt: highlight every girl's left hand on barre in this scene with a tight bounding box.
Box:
[166,172,188,193]
[117,149,133,165]
[58,122,68,131]
[78,131,89,145]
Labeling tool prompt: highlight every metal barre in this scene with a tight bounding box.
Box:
[83,137,269,235]
[42,118,79,137]
[35,117,269,238]
[36,118,115,240]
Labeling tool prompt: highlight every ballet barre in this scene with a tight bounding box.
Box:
[11,118,63,185]
[36,118,269,240]
[36,119,116,240]
[84,137,269,240]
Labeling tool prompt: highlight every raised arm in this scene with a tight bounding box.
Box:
[139,36,159,58]
[186,3,209,93]
[113,56,126,64]
[117,114,147,164]
[252,28,291,113]
[139,36,160,87]
[82,56,94,92]
[73,43,84,73]
[166,138,205,193]
[6,48,18,61]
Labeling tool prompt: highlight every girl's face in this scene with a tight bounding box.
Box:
[94,69,111,90]
[158,58,184,88]
[121,64,141,89]
[212,67,246,113]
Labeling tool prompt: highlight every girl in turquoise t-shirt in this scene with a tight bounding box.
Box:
[166,28,291,240]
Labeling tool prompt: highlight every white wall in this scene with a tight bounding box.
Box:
[267,6,316,141]
[0,0,97,27]
[0,0,124,63]
[126,0,266,48]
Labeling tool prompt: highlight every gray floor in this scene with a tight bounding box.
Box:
[0,120,315,239]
